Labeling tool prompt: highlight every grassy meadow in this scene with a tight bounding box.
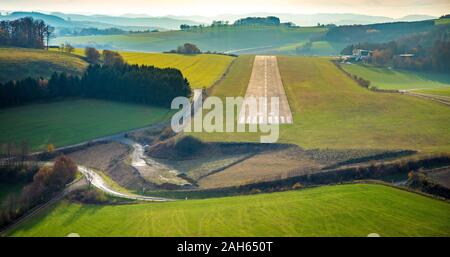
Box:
[269,41,346,56]
[0,99,171,151]
[192,56,450,152]
[0,47,88,83]
[341,63,450,90]
[8,184,450,237]
[119,52,234,89]
[66,48,235,89]
[52,25,326,54]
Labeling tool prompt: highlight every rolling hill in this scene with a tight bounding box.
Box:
[51,12,201,30]
[7,184,450,236]
[0,11,201,32]
[170,13,437,26]
[52,25,326,54]
[121,52,234,89]
[0,47,88,83]
[67,48,235,89]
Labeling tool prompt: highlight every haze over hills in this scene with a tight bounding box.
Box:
[50,12,201,30]
[167,13,437,26]
[0,11,437,31]
[0,11,201,32]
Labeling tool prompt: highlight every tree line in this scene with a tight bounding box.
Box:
[0,17,53,49]
[324,20,435,44]
[341,26,450,72]
[0,50,191,108]
[0,156,77,228]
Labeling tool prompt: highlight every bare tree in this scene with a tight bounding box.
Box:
[44,25,55,50]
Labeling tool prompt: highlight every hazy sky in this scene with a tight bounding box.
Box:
[1,0,449,18]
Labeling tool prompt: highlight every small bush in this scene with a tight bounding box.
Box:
[68,188,110,204]
[175,136,205,156]
[292,182,303,189]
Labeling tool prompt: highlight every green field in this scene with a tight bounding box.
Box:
[64,48,234,89]
[119,52,234,89]
[0,99,171,151]
[193,56,450,152]
[270,41,346,56]
[0,47,88,83]
[341,63,450,90]
[414,88,450,97]
[8,184,450,236]
[53,26,326,54]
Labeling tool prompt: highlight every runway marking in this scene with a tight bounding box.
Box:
[238,56,293,125]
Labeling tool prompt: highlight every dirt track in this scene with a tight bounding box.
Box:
[403,91,450,107]
[239,56,293,124]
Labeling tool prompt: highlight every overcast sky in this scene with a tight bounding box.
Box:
[1,0,449,18]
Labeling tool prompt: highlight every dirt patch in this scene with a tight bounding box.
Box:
[125,122,173,146]
[426,166,450,189]
[66,142,131,171]
[198,146,322,188]
[65,142,156,191]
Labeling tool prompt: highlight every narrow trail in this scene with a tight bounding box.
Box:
[78,165,173,202]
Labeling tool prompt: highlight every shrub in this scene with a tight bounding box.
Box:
[175,136,205,156]
[68,188,110,204]
[292,182,303,189]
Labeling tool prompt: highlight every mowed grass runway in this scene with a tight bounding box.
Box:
[0,47,88,82]
[193,56,450,152]
[341,63,450,90]
[0,99,171,151]
[8,184,450,236]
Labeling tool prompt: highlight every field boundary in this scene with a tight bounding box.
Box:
[205,58,236,96]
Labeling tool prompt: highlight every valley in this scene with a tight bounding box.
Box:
[1,10,449,239]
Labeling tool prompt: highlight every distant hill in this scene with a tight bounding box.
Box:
[0,12,72,27]
[0,12,161,33]
[52,25,326,54]
[323,20,438,44]
[0,11,201,33]
[51,18,444,56]
[168,13,437,26]
[51,12,201,30]
[397,15,436,22]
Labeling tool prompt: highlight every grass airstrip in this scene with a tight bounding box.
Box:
[192,56,450,152]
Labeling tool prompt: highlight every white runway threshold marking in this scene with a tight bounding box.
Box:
[238,56,293,124]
